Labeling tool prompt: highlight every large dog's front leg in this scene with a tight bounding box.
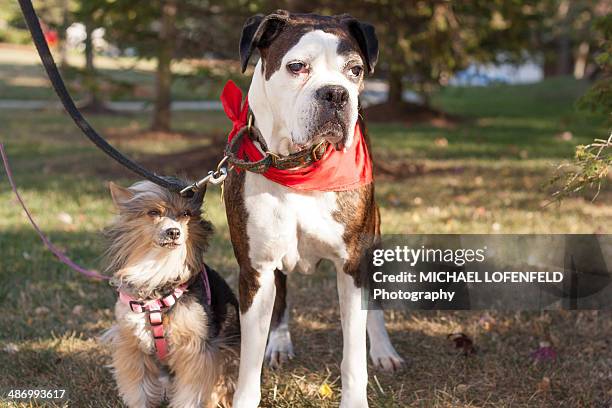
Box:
[367,310,405,371]
[265,269,294,368]
[233,267,276,408]
[336,269,369,408]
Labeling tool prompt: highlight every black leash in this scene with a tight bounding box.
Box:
[17,0,190,196]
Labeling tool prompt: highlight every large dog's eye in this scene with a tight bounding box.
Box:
[147,209,161,217]
[287,62,308,74]
[180,210,192,218]
[348,65,363,77]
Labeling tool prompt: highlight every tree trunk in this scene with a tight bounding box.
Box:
[85,26,94,73]
[151,0,177,132]
[573,42,590,79]
[555,0,573,76]
[82,22,105,112]
[387,69,404,106]
[58,0,69,68]
[557,33,572,76]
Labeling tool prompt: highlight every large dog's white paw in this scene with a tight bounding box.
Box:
[265,327,295,369]
[369,342,405,372]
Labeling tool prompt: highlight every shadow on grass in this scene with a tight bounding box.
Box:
[0,337,121,407]
[371,120,598,160]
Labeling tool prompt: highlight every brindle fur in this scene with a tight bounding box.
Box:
[223,122,378,310]
[241,10,378,80]
[271,269,288,329]
[223,170,261,313]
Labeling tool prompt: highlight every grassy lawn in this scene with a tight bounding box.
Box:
[0,44,245,101]
[0,76,610,407]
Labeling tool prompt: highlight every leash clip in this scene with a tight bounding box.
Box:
[208,166,228,185]
[180,156,229,196]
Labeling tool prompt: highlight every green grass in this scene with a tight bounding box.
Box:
[0,44,242,102]
[0,76,611,407]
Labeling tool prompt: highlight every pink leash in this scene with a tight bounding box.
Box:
[0,143,109,281]
[2,142,215,360]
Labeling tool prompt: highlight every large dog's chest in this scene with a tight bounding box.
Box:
[242,172,348,273]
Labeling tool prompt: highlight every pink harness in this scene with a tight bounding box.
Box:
[119,285,187,360]
[118,268,212,360]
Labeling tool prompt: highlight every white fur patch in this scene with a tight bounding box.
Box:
[243,172,348,273]
[249,30,361,154]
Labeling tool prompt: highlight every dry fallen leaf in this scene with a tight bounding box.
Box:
[35,306,50,315]
[448,333,477,356]
[318,382,333,399]
[57,212,73,225]
[455,384,469,393]
[478,314,496,332]
[531,341,557,362]
[537,376,551,393]
[434,137,449,147]
[3,343,19,354]
[555,131,573,141]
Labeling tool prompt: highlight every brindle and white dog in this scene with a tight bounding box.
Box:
[224,10,404,408]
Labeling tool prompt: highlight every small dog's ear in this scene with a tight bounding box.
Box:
[343,17,379,74]
[239,10,290,73]
[109,182,134,207]
[191,189,205,208]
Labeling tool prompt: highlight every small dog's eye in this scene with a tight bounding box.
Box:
[147,209,161,217]
[181,210,192,218]
[348,65,363,77]
[287,62,308,74]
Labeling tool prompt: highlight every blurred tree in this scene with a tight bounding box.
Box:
[235,1,546,115]
[551,14,611,202]
[0,0,76,59]
[532,0,609,79]
[328,1,543,112]
[73,0,106,111]
[90,0,255,131]
[239,1,607,117]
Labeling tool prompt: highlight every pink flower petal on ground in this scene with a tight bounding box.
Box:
[531,341,557,362]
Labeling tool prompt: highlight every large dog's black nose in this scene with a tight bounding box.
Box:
[165,228,181,240]
[316,85,349,110]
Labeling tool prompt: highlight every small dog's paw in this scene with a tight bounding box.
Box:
[369,346,405,372]
[265,329,295,369]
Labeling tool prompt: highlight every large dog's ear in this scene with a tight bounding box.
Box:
[343,18,379,74]
[239,10,290,73]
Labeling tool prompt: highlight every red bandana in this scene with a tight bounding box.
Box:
[220,80,373,192]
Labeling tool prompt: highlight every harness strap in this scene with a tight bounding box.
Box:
[17,0,188,195]
[119,284,187,360]
[117,267,211,360]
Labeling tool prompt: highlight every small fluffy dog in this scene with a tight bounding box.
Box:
[103,180,239,408]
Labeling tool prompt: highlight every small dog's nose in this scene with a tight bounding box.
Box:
[165,228,181,240]
[316,85,349,109]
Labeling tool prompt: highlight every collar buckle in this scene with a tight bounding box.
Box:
[129,300,144,313]
[311,140,327,162]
